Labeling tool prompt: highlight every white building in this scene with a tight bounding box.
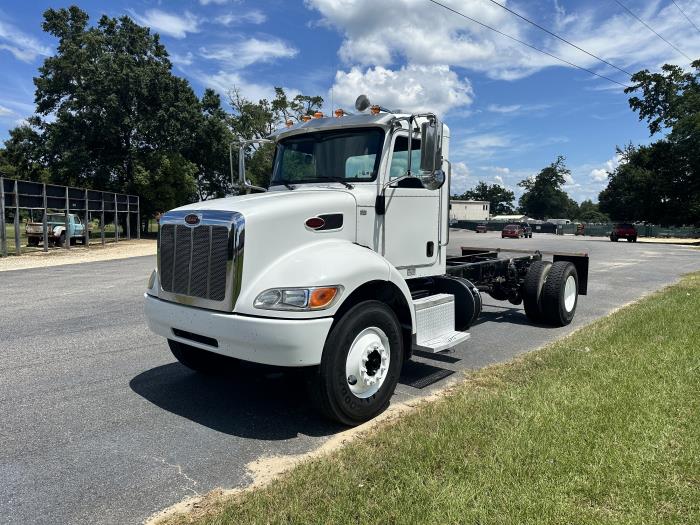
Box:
[450,200,490,221]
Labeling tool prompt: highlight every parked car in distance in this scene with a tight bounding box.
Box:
[501,224,524,239]
[475,223,488,233]
[575,223,585,236]
[25,213,87,247]
[519,222,533,238]
[610,223,637,242]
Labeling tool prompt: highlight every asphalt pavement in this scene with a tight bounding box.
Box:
[1,231,698,524]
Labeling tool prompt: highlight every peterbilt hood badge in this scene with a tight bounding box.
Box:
[184,214,200,226]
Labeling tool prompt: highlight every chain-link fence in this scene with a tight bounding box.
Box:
[1,176,140,257]
[454,220,699,238]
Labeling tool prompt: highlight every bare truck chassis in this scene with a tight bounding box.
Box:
[406,246,590,329]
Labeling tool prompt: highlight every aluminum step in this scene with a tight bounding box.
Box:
[413,330,470,353]
[412,293,470,353]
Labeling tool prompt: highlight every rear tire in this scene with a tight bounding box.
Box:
[168,339,237,374]
[308,300,403,426]
[27,237,39,247]
[541,262,579,326]
[522,260,552,323]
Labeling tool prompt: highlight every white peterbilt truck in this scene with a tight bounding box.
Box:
[144,95,588,425]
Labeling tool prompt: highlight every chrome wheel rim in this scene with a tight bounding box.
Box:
[345,327,390,399]
[564,275,577,312]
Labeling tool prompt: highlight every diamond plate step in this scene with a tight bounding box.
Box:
[413,330,470,353]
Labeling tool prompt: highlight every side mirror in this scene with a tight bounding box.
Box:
[419,118,445,190]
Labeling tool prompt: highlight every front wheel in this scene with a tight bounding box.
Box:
[308,300,404,426]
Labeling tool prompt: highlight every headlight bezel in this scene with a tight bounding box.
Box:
[254,285,343,311]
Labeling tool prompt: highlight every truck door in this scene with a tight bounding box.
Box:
[381,132,440,272]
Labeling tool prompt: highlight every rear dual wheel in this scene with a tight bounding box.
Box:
[523,261,578,326]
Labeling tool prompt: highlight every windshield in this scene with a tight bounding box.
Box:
[272,128,385,185]
[46,214,66,223]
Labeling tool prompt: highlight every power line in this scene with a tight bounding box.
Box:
[670,0,700,35]
[483,0,634,76]
[613,0,693,61]
[426,0,631,88]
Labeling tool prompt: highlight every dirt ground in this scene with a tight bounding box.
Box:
[0,239,156,272]
[637,237,700,245]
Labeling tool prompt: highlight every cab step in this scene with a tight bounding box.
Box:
[412,293,470,353]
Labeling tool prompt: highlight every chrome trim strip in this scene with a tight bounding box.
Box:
[158,210,245,313]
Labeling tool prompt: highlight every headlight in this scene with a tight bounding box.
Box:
[254,286,342,311]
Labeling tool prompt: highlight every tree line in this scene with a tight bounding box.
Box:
[0,6,322,230]
[455,60,699,225]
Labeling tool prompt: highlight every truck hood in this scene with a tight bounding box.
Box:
[172,187,356,219]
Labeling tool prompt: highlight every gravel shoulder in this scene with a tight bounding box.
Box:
[0,239,156,272]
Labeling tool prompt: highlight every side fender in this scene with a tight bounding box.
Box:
[236,239,414,328]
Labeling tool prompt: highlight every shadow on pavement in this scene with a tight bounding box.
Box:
[474,303,557,329]
[130,362,344,440]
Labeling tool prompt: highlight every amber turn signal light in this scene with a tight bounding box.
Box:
[309,287,339,309]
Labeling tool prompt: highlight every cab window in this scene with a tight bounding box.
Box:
[389,135,422,181]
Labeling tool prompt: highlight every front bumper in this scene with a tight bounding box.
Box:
[144,294,333,367]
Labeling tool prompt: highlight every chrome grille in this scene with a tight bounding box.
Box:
[157,210,244,311]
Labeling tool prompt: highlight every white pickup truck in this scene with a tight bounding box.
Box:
[144,95,588,425]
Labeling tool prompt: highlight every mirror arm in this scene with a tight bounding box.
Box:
[231,139,272,194]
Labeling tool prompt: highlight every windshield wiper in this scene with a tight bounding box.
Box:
[321,176,354,189]
[275,179,296,190]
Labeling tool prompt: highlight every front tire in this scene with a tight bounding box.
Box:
[308,300,404,426]
[168,339,237,374]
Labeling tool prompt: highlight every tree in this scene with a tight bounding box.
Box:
[455,181,515,215]
[599,60,700,224]
[2,6,203,228]
[188,89,235,200]
[518,156,573,219]
[576,199,609,222]
[228,87,323,188]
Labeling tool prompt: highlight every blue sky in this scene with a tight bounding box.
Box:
[1,0,699,202]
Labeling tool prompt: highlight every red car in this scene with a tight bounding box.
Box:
[610,223,637,242]
[501,224,524,238]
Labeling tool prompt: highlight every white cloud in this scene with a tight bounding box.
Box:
[494,175,504,186]
[480,166,511,175]
[306,0,700,84]
[199,0,235,4]
[459,133,512,159]
[331,64,473,116]
[0,105,14,117]
[487,104,521,114]
[129,9,200,39]
[451,161,471,194]
[589,168,608,182]
[0,20,51,62]
[589,153,622,181]
[216,10,266,26]
[200,38,297,69]
[199,71,279,104]
[170,51,194,66]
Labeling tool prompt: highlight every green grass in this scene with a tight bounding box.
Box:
[177,273,700,525]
